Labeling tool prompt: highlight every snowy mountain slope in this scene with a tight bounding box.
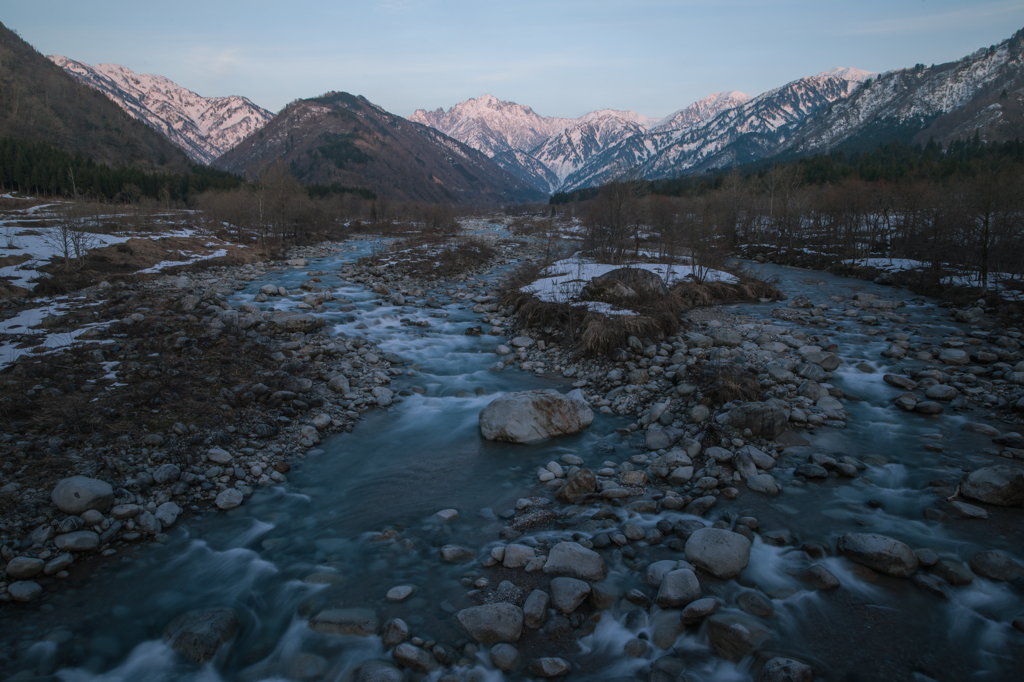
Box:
[49,56,273,165]
[409,94,576,156]
[651,91,752,132]
[409,95,673,192]
[559,71,868,190]
[782,31,1024,154]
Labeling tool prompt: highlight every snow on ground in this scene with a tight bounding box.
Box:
[136,248,228,274]
[0,224,130,289]
[522,257,738,305]
[0,299,110,369]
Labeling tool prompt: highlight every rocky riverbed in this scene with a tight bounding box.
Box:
[1,226,1023,682]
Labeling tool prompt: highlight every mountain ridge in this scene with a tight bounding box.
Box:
[48,56,273,165]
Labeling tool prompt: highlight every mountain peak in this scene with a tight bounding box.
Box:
[48,55,273,164]
[817,67,876,82]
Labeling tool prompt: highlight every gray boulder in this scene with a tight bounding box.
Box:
[837,533,918,577]
[550,577,591,614]
[54,530,100,552]
[592,267,668,296]
[268,312,325,333]
[479,389,593,443]
[490,643,521,671]
[656,569,701,608]
[391,643,434,671]
[960,465,1024,506]
[529,658,571,678]
[970,550,1024,581]
[8,581,43,602]
[727,402,788,439]
[163,608,239,663]
[456,603,524,643]
[523,589,550,628]
[51,476,113,515]
[5,557,44,579]
[685,528,751,579]
[543,541,607,580]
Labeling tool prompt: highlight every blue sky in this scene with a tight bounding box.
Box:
[6,1,1024,118]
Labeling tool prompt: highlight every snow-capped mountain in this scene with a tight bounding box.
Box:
[49,56,273,164]
[782,34,1024,155]
[410,95,679,193]
[409,71,873,192]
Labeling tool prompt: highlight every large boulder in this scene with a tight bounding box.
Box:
[685,528,751,579]
[655,569,701,607]
[51,476,113,515]
[960,466,1024,506]
[163,608,239,663]
[726,402,788,439]
[479,389,593,443]
[549,577,591,614]
[836,533,918,577]
[542,541,607,580]
[590,267,668,297]
[456,603,523,643]
[970,550,1024,581]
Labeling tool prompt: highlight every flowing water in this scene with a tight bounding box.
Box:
[3,243,1022,682]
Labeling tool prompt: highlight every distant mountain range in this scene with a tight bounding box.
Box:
[48,56,273,165]
[214,91,546,204]
[34,24,1024,200]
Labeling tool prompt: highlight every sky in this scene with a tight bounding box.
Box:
[6,0,1024,119]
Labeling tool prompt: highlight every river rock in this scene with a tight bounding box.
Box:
[503,544,536,568]
[456,603,523,643]
[164,607,239,663]
[155,502,181,526]
[837,533,918,577]
[5,557,44,579]
[392,643,434,671]
[556,468,596,503]
[153,464,181,485]
[939,349,969,365]
[970,550,1024,581]
[680,597,720,624]
[327,375,350,394]
[761,657,815,682]
[706,613,772,662]
[543,541,607,580]
[726,402,788,439]
[55,530,100,552]
[51,476,113,515]
[685,528,751,578]
[381,618,410,647]
[207,448,232,464]
[490,643,521,671]
[656,569,701,607]
[215,489,244,510]
[550,577,591,613]
[309,608,379,636]
[529,658,571,677]
[746,473,780,495]
[440,545,475,562]
[355,662,404,682]
[479,389,593,443]
[959,465,1024,506]
[8,581,43,602]
[523,589,550,628]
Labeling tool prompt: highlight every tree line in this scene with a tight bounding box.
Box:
[557,136,1024,299]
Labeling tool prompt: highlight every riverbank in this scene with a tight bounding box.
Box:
[1,226,1023,681]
